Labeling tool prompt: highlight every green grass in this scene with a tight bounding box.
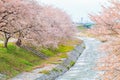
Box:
[56,45,74,53]
[70,61,75,67]
[40,45,74,57]
[52,68,61,72]
[66,61,75,70]
[39,70,50,74]
[77,26,86,31]
[0,43,43,77]
[59,53,68,58]
[0,39,79,78]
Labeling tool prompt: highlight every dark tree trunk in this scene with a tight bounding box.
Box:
[4,32,10,48]
[4,37,9,48]
[16,31,22,47]
[16,39,22,46]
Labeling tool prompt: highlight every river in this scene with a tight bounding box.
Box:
[56,37,106,80]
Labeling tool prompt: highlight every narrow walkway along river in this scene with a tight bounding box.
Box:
[56,37,106,80]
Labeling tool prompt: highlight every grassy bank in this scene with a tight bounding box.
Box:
[0,39,81,78]
[77,26,86,31]
[0,43,43,77]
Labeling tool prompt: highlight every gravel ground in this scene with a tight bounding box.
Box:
[10,64,57,80]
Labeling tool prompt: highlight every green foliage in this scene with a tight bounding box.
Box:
[67,66,70,70]
[70,61,75,67]
[83,45,86,49]
[52,68,59,72]
[52,68,63,72]
[0,43,42,77]
[66,61,75,70]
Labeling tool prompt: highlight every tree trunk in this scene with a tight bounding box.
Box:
[4,37,9,48]
[4,32,10,48]
[16,39,21,46]
[16,31,22,47]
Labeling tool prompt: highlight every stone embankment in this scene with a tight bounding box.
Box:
[36,43,85,80]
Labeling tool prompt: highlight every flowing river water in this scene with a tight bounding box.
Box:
[56,37,106,80]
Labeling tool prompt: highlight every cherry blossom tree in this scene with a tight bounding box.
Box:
[23,5,76,48]
[89,0,120,79]
[0,0,76,48]
[0,0,39,48]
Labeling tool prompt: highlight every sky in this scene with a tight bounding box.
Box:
[36,0,108,23]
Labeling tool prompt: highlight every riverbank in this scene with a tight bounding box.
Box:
[0,39,81,80]
[36,43,85,80]
[6,39,83,80]
[56,37,106,80]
